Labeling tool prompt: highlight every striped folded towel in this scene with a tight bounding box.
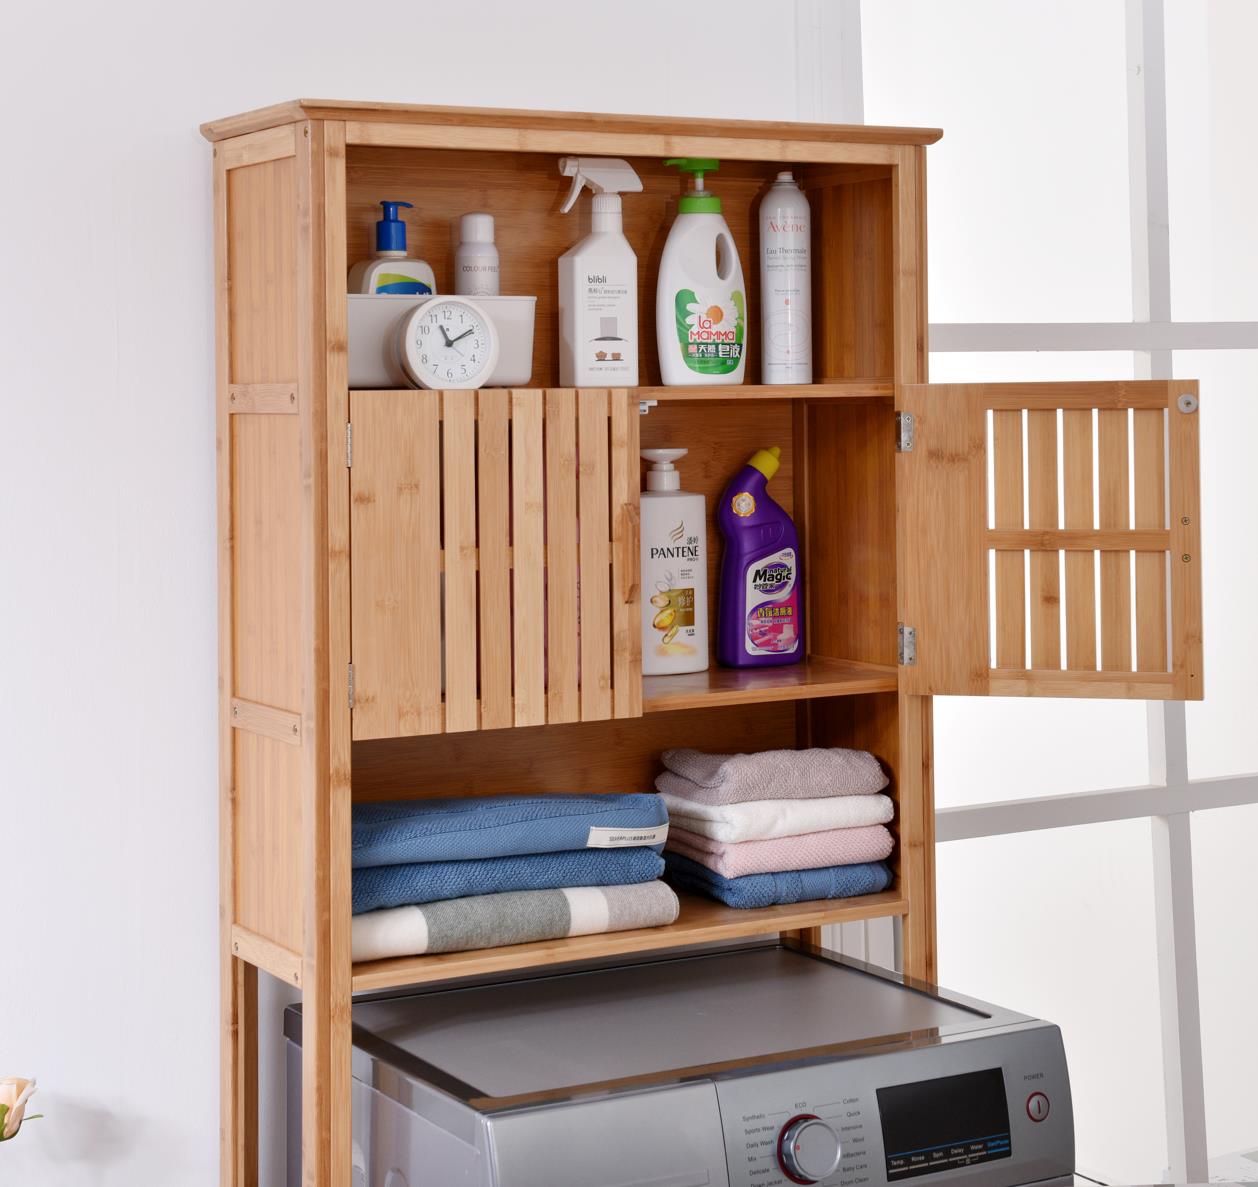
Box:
[352,881,680,961]
[664,853,892,909]
[659,791,893,844]
[352,793,669,868]
[657,747,887,805]
[352,846,664,915]
[666,824,894,879]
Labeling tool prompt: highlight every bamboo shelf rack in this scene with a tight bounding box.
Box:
[203,99,1203,1186]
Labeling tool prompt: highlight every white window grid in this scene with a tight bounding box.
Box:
[796,2,1258,1181]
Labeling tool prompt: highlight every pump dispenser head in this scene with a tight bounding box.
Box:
[375,201,414,251]
[558,157,643,215]
[642,447,688,492]
[664,158,722,213]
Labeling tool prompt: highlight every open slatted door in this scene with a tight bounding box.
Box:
[896,381,1202,699]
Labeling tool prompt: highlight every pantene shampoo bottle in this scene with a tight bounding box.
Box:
[760,172,812,384]
[641,449,709,675]
[656,158,747,386]
[716,446,803,667]
[557,157,643,386]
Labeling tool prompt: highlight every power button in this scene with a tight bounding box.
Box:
[1026,1092,1050,1122]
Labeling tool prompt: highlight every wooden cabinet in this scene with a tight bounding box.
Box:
[202,100,1202,1186]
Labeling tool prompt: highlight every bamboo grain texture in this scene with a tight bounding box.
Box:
[349,389,641,739]
[902,381,1201,699]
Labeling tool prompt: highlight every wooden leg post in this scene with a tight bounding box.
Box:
[297,116,355,1187]
[221,952,259,1187]
[899,693,937,983]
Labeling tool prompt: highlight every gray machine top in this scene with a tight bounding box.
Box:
[343,944,1027,1103]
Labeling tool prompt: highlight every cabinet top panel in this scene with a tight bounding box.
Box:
[199,97,943,147]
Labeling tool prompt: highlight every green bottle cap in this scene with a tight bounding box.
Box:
[665,157,722,213]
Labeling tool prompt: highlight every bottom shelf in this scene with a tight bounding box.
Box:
[351,888,908,992]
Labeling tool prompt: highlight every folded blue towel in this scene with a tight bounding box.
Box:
[353,847,665,915]
[352,794,669,869]
[664,853,891,909]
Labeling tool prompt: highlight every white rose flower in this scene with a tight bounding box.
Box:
[0,1077,39,1141]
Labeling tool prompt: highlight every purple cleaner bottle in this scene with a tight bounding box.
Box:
[716,446,804,667]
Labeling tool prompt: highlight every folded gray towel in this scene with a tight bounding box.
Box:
[351,880,680,962]
[658,746,888,805]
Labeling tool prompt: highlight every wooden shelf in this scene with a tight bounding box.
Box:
[347,380,894,400]
[640,379,893,403]
[351,889,908,992]
[642,656,897,714]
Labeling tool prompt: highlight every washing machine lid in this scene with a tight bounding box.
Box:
[348,944,1028,1105]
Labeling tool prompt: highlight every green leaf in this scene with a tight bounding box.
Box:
[0,1102,8,1140]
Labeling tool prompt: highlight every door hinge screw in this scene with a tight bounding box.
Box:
[896,411,915,452]
[898,623,917,665]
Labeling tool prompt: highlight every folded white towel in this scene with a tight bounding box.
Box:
[659,747,887,805]
[659,792,894,843]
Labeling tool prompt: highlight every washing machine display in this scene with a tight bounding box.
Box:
[877,1066,1012,1180]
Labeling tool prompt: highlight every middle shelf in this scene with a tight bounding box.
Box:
[643,656,897,713]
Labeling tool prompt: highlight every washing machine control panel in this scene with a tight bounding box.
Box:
[714,1025,1073,1187]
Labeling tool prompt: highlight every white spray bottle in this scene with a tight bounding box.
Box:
[557,157,643,386]
[760,172,812,384]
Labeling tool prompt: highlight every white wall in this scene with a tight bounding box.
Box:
[0,3,837,1183]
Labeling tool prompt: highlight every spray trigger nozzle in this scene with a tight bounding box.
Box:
[559,157,643,214]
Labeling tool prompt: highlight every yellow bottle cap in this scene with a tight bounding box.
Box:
[747,445,782,481]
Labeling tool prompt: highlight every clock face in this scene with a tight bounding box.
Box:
[400,298,499,390]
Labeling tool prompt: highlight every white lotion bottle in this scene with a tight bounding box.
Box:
[640,448,709,675]
[760,172,812,384]
[348,200,436,295]
[454,212,500,295]
[557,157,643,386]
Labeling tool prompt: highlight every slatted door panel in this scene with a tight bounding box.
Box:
[898,380,1202,699]
[350,388,641,740]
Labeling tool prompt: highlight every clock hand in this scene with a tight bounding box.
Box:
[438,324,454,348]
[449,326,476,344]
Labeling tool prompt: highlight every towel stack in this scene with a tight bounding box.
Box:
[351,794,679,962]
[657,747,895,909]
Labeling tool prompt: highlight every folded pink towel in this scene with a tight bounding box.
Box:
[665,824,895,879]
[657,747,888,805]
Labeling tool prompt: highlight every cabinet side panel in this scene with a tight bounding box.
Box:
[233,733,304,950]
[807,402,897,667]
[809,175,894,380]
[227,156,304,950]
[229,159,298,383]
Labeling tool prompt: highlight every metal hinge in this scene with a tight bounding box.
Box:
[347,663,355,709]
[896,411,915,452]
[345,422,353,468]
[898,624,917,666]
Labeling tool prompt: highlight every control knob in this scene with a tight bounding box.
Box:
[777,1114,841,1184]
